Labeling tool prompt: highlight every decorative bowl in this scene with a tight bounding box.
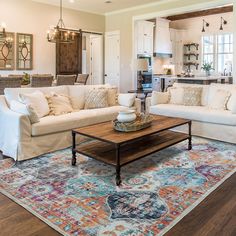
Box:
[117,110,137,123]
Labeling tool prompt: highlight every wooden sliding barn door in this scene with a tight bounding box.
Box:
[56,31,82,75]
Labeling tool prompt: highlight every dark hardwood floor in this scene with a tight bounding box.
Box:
[0,153,235,236]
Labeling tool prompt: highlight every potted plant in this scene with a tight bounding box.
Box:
[21,72,30,85]
[201,62,214,76]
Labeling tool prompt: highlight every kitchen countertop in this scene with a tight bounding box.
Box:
[153,74,232,80]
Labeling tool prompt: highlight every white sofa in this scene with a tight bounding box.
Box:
[147,83,236,144]
[0,85,141,161]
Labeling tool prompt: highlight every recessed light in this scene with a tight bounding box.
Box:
[105,0,112,3]
[69,0,74,3]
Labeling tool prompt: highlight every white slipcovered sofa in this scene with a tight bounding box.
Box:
[147,83,236,144]
[0,85,141,161]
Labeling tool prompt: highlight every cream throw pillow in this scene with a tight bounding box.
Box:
[19,91,50,118]
[84,88,108,109]
[10,100,39,124]
[151,91,169,106]
[226,90,236,114]
[182,87,202,106]
[208,89,230,110]
[47,93,73,116]
[118,93,136,107]
[107,87,118,106]
[169,87,184,105]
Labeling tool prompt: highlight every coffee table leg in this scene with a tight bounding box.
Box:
[116,145,121,186]
[188,121,192,150]
[72,131,77,166]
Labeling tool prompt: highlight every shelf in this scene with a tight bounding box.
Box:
[184,43,199,51]
[184,53,199,60]
[75,130,190,167]
[184,62,199,70]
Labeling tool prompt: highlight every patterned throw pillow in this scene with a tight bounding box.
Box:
[182,87,203,106]
[84,88,108,109]
[107,87,118,106]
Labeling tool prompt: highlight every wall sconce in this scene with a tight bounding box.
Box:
[202,19,209,33]
[5,36,13,49]
[220,17,227,31]
[0,22,6,38]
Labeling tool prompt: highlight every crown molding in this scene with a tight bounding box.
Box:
[105,0,177,16]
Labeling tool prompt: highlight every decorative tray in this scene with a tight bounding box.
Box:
[113,114,153,132]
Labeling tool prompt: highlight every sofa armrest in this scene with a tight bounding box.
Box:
[146,97,152,114]
[134,98,141,114]
[0,95,31,158]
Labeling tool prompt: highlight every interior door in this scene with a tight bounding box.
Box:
[90,35,103,85]
[105,31,120,89]
[56,32,82,75]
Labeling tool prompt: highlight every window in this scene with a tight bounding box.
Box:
[202,33,233,74]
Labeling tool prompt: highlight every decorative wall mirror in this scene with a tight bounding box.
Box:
[16,33,33,70]
[0,32,14,70]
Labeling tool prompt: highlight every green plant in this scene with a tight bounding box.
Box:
[21,72,30,85]
[201,62,214,72]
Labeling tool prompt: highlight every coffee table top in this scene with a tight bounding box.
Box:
[73,115,190,145]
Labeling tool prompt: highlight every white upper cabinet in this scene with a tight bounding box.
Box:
[135,21,154,55]
[154,18,172,55]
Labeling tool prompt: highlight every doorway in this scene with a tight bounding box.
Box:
[105,31,120,90]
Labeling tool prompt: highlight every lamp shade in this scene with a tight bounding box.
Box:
[136,58,149,71]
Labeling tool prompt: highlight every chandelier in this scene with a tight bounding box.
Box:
[0,22,6,38]
[47,0,76,43]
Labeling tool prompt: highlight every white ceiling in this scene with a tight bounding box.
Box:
[33,0,165,15]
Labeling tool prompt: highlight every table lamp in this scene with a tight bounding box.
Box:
[136,58,149,90]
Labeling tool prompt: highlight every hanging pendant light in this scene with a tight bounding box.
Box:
[47,0,76,43]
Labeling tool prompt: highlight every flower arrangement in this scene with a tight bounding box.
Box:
[21,72,30,85]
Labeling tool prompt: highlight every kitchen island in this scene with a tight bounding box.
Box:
[152,74,233,92]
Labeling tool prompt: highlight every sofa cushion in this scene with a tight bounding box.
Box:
[4,86,68,106]
[150,104,236,126]
[46,93,74,115]
[68,85,113,110]
[151,91,169,106]
[84,88,108,109]
[182,87,202,106]
[173,83,209,106]
[19,91,50,118]
[208,89,230,110]
[32,106,131,136]
[169,87,184,105]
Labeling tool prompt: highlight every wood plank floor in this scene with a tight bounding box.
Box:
[0,153,235,236]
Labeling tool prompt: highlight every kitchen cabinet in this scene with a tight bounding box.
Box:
[154,18,172,55]
[135,21,154,55]
[170,29,186,74]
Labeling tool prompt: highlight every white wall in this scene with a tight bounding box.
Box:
[0,0,105,76]
[170,12,233,74]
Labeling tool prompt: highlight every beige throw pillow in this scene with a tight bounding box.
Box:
[84,88,108,109]
[10,100,39,124]
[19,91,50,118]
[151,91,169,106]
[107,87,118,106]
[169,87,184,105]
[208,89,230,110]
[47,93,73,116]
[182,87,202,106]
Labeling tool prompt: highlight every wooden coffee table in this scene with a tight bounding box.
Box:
[72,115,192,186]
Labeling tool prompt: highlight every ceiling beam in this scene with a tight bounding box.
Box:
[166,5,233,21]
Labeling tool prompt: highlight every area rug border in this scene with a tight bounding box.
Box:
[0,187,69,236]
[0,167,235,236]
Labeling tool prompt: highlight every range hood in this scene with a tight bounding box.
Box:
[154,17,172,58]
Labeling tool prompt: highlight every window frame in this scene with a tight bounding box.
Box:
[201,32,233,74]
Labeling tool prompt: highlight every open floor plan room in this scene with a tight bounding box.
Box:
[0,0,235,235]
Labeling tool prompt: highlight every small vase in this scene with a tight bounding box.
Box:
[117,110,137,123]
[205,71,210,77]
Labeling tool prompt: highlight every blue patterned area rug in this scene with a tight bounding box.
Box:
[0,138,236,236]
